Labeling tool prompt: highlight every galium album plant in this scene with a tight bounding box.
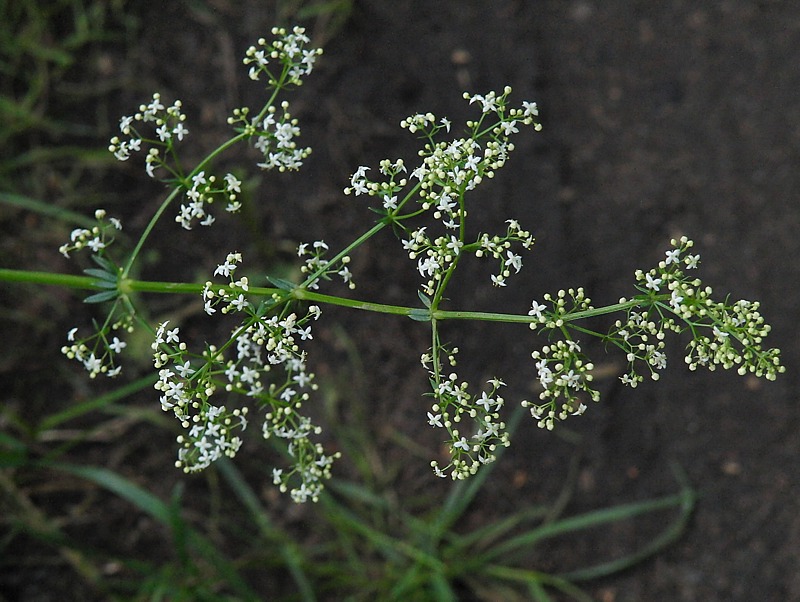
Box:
[19,26,783,503]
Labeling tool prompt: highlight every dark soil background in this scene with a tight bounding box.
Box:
[2,1,798,600]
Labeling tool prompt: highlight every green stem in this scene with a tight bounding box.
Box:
[431,299,653,324]
[121,61,296,280]
[0,268,98,289]
[299,219,389,290]
[0,268,658,324]
[120,132,249,279]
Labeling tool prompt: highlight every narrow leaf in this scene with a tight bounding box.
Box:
[267,276,296,291]
[84,290,118,303]
[417,290,432,308]
[408,309,431,322]
[83,268,118,282]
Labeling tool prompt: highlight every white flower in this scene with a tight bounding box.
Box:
[561,370,581,389]
[86,237,105,252]
[165,327,180,344]
[418,256,440,277]
[109,337,127,354]
[427,412,443,428]
[665,248,680,265]
[119,115,134,134]
[645,273,662,291]
[229,294,247,312]
[224,173,241,193]
[453,437,470,451]
[349,166,370,195]
[522,101,538,117]
[506,251,522,273]
[156,124,171,142]
[476,392,493,412]
[529,300,547,320]
[713,326,729,340]
[146,94,164,115]
[500,120,519,136]
[172,122,189,141]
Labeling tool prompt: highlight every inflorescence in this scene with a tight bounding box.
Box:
[58,27,784,499]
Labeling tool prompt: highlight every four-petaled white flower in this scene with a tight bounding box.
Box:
[172,122,189,141]
[529,300,547,320]
[645,273,662,291]
[109,337,127,354]
[427,412,443,428]
[453,437,470,451]
[506,251,522,273]
[522,101,538,117]
[665,248,680,265]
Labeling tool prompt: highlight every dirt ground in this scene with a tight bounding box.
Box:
[3,1,799,600]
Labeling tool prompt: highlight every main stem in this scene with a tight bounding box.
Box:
[0,268,650,324]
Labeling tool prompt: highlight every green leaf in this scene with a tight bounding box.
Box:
[84,290,118,303]
[417,290,432,308]
[83,268,118,282]
[43,462,259,599]
[90,254,118,273]
[408,308,431,322]
[267,276,297,291]
[90,280,118,289]
[0,431,28,467]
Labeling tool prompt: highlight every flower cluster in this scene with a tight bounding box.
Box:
[228,306,337,503]
[58,209,133,378]
[242,26,322,87]
[61,313,133,379]
[609,308,676,387]
[344,89,546,463]
[343,159,409,215]
[607,237,784,385]
[58,209,122,258]
[422,347,511,480]
[200,252,251,315]
[224,26,321,174]
[228,102,312,172]
[153,322,249,472]
[475,219,535,287]
[297,240,355,290]
[523,339,599,430]
[529,287,594,330]
[345,87,540,298]
[108,93,188,176]
[108,92,247,229]
[61,28,785,502]
[175,171,243,230]
[407,87,540,227]
[155,253,337,501]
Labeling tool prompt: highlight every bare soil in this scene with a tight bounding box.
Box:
[3,1,798,600]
